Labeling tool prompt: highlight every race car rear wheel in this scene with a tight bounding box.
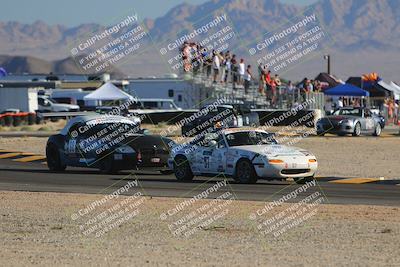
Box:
[46,143,66,172]
[294,176,315,184]
[373,124,381,136]
[352,122,361,136]
[234,159,258,184]
[173,156,193,181]
[99,155,118,174]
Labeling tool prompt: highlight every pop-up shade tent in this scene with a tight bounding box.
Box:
[389,81,400,100]
[84,82,134,101]
[324,83,370,97]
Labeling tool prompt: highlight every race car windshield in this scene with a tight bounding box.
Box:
[82,122,140,137]
[333,108,362,116]
[225,132,277,146]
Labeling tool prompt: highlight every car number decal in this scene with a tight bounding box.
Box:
[68,140,76,153]
[203,157,210,169]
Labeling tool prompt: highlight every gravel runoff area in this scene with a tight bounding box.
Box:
[0,134,399,179]
[0,191,399,266]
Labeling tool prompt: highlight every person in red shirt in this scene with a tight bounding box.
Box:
[264,70,271,101]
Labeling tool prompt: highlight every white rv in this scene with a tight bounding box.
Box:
[126,77,201,109]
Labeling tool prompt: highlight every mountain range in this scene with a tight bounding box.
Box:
[0,0,399,81]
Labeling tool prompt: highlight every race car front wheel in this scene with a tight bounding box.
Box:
[373,124,381,136]
[46,143,66,172]
[234,159,258,184]
[352,122,361,136]
[173,157,193,181]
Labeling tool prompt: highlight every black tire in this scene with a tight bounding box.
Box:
[294,176,315,184]
[160,170,174,175]
[99,155,118,174]
[233,159,258,184]
[373,124,381,136]
[352,122,361,137]
[46,143,66,172]
[173,156,194,181]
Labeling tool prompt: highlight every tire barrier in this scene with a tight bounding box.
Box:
[0,112,42,127]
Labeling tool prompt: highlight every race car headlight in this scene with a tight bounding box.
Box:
[269,159,284,164]
[115,145,135,154]
[339,119,350,124]
[309,159,317,163]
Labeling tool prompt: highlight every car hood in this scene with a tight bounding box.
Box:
[230,144,309,157]
[324,115,358,121]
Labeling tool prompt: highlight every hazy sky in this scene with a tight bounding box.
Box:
[0,0,318,26]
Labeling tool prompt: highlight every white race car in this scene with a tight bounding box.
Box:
[168,129,318,184]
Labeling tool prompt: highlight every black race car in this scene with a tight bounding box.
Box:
[46,115,174,174]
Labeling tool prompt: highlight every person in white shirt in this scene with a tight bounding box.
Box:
[238,59,245,85]
[244,65,253,94]
[212,52,220,83]
[336,97,343,108]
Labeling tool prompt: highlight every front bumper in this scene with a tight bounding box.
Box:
[316,121,354,135]
[254,160,318,179]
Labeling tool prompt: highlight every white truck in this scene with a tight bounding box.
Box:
[38,96,80,112]
[0,87,38,112]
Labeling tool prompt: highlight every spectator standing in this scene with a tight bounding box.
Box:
[224,52,231,83]
[220,52,227,83]
[239,59,245,85]
[307,79,314,92]
[259,70,266,95]
[286,80,295,106]
[205,50,213,78]
[274,74,282,96]
[212,51,220,84]
[270,76,277,107]
[265,70,272,101]
[244,65,252,94]
[231,55,238,89]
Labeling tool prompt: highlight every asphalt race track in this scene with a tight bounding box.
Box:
[0,158,399,206]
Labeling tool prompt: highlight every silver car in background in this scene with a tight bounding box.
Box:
[316,107,383,136]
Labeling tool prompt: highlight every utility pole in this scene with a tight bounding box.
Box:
[324,54,331,75]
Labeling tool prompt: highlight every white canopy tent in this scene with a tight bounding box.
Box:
[377,80,400,100]
[389,82,400,100]
[84,82,134,101]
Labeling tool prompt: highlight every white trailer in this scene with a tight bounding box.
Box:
[0,87,38,112]
[126,78,201,109]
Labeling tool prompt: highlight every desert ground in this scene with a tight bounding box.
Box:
[0,191,399,266]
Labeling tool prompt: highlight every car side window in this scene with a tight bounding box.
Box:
[216,134,226,148]
[202,133,219,147]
